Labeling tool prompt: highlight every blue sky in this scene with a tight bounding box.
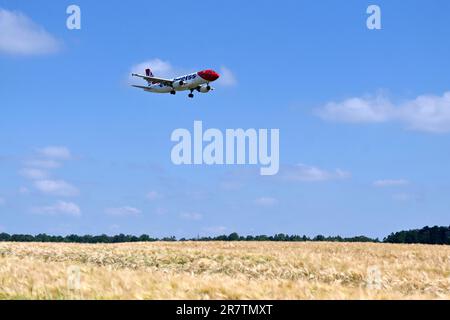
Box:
[1,0,449,238]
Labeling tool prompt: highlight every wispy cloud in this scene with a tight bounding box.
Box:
[202,226,227,235]
[31,201,81,217]
[217,66,237,87]
[373,179,409,187]
[219,180,244,191]
[105,206,142,217]
[146,191,162,201]
[21,146,79,197]
[0,197,5,206]
[20,168,48,180]
[0,8,60,55]
[180,212,203,221]
[392,193,414,202]
[34,179,79,197]
[37,146,72,160]
[254,197,278,206]
[316,91,450,133]
[19,187,29,194]
[282,164,350,182]
[24,159,61,169]
[155,207,168,215]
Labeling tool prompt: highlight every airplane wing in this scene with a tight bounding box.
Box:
[131,73,173,86]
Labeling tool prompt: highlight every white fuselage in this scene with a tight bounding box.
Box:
[144,72,207,93]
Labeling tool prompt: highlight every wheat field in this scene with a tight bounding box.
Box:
[0,241,449,299]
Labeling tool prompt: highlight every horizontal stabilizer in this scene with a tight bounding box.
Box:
[131,84,152,90]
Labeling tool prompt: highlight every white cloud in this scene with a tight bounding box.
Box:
[400,92,450,133]
[180,212,203,221]
[283,164,350,182]
[34,179,79,197]
[217,66,237,87]
[0,8,59,55]
[105,206,142,217]
[20,168,48,180]
[38,146,71,160]
[21,146,79,197]
[31,201,81,217]
[23,146,71,169]
[146,191,162,201]
[373,179,409,187]
[317,94,393,123]
[254,197,278,206]
[317,91,450,133]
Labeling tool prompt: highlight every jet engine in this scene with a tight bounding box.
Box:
[173,80,185,88]
[197,85,212,93]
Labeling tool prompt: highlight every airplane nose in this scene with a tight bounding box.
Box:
[197,70,220,82]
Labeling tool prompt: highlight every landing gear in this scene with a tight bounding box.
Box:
[170,90,176,95]
[188,89,194,98]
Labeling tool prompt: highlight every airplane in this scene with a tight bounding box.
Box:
[131,68,220,98]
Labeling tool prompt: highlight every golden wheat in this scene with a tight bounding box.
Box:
[0,241,449,299]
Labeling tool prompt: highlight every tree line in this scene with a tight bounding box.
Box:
[384,226,450,245]
[0,226,448,245]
